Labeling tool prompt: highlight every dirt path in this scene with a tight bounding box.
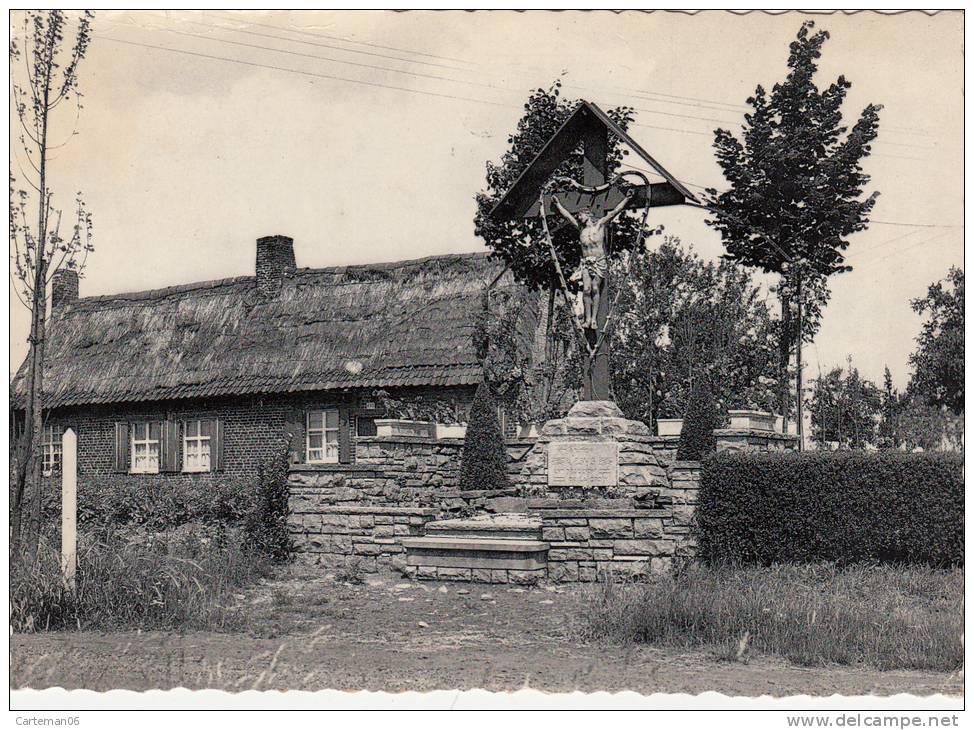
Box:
[11,566,963,697]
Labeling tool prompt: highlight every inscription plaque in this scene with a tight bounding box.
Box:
[547,441,619,487]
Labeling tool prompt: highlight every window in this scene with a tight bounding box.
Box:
[42,424,62,476]
[183,419,211,472]
[307,409,340,463]
[131,422,161,474]
[355,415,378,438]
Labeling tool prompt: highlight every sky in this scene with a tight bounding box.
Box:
[8,10,964,390]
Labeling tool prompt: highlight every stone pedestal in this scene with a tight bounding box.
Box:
[519,401,668,501]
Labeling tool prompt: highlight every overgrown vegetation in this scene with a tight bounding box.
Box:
[697,452,963,566]
[575,563,962,671]
[14,451,292,633]
[10,525,273,633]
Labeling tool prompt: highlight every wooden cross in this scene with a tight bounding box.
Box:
[491,101,697,402]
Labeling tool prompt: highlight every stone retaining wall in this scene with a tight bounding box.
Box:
[531,462,700,582]
[288,436,534,510]
[289,505,437,571]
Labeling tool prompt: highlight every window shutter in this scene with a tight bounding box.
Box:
[338,407,353,464]
[160,420,179,473]
[284,408,305,465]
[114,422,130,473]
[210,419,224,472]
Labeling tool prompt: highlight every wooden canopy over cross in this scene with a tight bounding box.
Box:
[489,100,698,402]
[490,100,698,221]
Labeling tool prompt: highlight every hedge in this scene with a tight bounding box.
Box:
[697,451,963,567]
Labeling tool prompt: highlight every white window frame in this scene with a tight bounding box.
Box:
[42,424,62,476]
[130,422,160,474]
[306,409,340,463]
[182,419,211,473]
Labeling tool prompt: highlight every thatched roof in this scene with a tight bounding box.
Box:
[13,252,536,409]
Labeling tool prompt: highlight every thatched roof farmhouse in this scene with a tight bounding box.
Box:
[13,236,541,482]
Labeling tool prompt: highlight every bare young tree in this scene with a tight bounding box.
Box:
[10,10,94,560]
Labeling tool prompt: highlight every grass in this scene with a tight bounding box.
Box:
[10,524,275,633]
[574,562,963,672]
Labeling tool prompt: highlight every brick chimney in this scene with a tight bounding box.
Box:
[255,235,296,299]
[51,268,80,309]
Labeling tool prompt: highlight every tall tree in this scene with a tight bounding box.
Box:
[704,20,882,439]
[907,266,964,415]
[611,237,779,429]
[9,10,95,559]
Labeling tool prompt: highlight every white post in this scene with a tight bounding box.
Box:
[61,427,77,592]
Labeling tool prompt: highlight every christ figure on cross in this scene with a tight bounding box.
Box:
[551,188,633,331]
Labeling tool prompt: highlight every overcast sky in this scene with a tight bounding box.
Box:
[8,10,963,390]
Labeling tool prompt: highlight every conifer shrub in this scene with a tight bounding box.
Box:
[458,382,512,492]
[677,378,723,460]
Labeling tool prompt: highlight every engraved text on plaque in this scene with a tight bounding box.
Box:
[547,441,619,487]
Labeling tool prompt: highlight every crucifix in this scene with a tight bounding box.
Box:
[491,101,697,402]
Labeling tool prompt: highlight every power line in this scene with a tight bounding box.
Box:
[130,12,470,73]
[206,10,476,67]
[80,27,957,235]
[186,13,940,145]
[101,17,512,95]
[95,35,512,109]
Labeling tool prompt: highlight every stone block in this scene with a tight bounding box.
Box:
[589,518,633,538]
[508,569,543,585]
[437,566,472,581]
[548,561,579,582]
[393,523,411,536]
[490,570,510,583]
[633,518,664,539]
[564,525,591,541]
[612,539,675,557]
[373,525,395,539]
[541,526,565,541]
[549,547,593,561]
[417,566,438,579]
[471,569,492,583]
[352,541,386,556]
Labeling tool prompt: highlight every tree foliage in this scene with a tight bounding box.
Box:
[611,237,779,426]
[807,358,881,450]
[474,79,643,292]
[703,21,882,418]
[907,266,963,415]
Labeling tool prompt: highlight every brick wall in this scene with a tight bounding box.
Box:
[39,386,477,497]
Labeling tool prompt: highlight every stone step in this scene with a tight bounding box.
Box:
[401,535,549,583]
[423,513,542,541]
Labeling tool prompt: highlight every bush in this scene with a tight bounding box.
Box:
[42,449,292,563]
[458,382,512,491]
[11,525,273,633]
[244,448,292,563]
[575,563,962,671]
[677,378,722,460]
[698,451,963,567]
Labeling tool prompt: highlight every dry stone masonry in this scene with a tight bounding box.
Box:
[287,406,785,581]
